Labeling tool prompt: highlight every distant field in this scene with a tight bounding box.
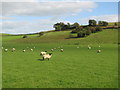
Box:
[3,29,117,45]
[2,28,118,88]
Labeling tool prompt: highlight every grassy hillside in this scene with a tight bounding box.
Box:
[2,28,118,88]
[3,29,118,45]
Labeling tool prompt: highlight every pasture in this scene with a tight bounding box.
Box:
[2,29,118,88]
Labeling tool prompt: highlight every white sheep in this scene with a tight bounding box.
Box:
[12,48,16,52]
[30,49,33,51]
[97,50,101,53]
[2,47,3,49]
[60,49,64,52]
[42,53,52,60]
[40,51,47,55]
[88,46,91,49]
[4,49,8,52]
[51,49,54,52]
[23,49,26,52]
[77,46,79,48]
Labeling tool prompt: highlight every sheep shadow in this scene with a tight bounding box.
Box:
[37,59,44,61]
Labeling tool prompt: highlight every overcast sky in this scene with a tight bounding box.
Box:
[0,1,118,34]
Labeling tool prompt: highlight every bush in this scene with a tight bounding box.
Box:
[86,26,96,33]
[23,35,27,38]
[86,29,91,35]
[77,31,86,38]
[71,26,83,33]
[96,27,102,32]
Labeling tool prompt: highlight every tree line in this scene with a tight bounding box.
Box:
[53,19,109,38]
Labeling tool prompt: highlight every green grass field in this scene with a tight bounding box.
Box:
[2,29,118,88]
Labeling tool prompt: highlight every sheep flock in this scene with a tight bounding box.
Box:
[2,45,102,61]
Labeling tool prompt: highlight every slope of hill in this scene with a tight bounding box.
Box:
[3,29,118,45]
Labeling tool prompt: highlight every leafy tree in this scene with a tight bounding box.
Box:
[71,26,83,33]
[89,19,97,26]
[72,22,80,28]
[98,21,108,26]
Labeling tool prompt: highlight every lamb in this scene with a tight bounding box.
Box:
[51,49,54,52]
[88,47,91,49]
[60,49,64,52]
[12,48,16,52]
[23,49,26,52]
[30,49,33,51]
[40,51,47,55]
[42,53,52,60]
[97,50,101,53]
[4,49,8,52]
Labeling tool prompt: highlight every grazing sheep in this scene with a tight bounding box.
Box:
[23,49,26,52]
[51,49,54,52]
[40,51,47,55]
[2,47,3,49]
[77,46,79,48]
[88,46,91,49]
[97,50,101,53]
[4,49,7,52]
[30,49,33,51]
[12,48,16,52]
[60,49,64,52]
[42,53,52,60]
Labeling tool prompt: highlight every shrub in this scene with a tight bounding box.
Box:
[86,29,91,35]
[77,31,86,38]
[86,26,96,33]
[71,26,83,33]
[96,27,102,32]
[23,35,27,38]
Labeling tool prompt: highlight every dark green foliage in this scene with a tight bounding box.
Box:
[54,22,72,31]
[53,22,81,31]
[87,26,96,33]
[98,21,108,26]
[86,29,91,35]
[71,26,83,33]
[96,26,102,32]
[89,19,97,26]
[114,23,117,26]
[77,30,86,38]
[22,35,27,38]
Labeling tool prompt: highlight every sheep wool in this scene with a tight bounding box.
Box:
[40,51,47,55]
[43,53,52,60]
